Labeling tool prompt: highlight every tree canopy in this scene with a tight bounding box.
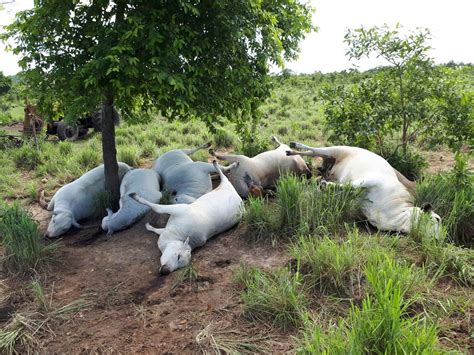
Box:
[4,0,313,125]
[3,0,313,201]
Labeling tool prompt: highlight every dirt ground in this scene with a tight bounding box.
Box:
[11,206,292,354]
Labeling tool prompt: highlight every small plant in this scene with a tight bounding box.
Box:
[235,263,307,330]
[75,147,101,170]
[172,263,199,290]
[243,196,275,241]
[117,145,141,167]
[13,144,41,170]
[25,182,39,201]
[93,191,114,219]
[0,203,56,273]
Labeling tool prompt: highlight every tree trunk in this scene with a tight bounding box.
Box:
[101,92,120,210]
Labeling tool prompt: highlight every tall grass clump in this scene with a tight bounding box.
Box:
[213,128,235,148]
[297,253,439,354]
[235,263,307,330]
[58,141,73,155]
[290,229,364,297]
[276,174,305,232]
[75,146,101,170]
[0,203,56,273]
[117,145,141,167]
[303,181,364,235]
[13,144,41,170]
[411,216,474,286]
[243,196,276,241]
[140,140,156,158]
[415,153,473,246]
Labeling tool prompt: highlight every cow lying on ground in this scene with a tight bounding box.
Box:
[101,169,162,235]
[210,136,312,198]
[287,142,441,235]
[130,160,243,274]
[46,163,132,237]
[153,142,236,204]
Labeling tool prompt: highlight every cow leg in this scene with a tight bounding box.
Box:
[181,142,211,156]
[129,193,187,216]
[145,223,165,236]
[209,149,242,163]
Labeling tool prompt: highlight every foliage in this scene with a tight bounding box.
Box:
[235,263,307,330]
[117,145,140,167]
[382,144,427,180]
[321,24,473,160]
[0,71,12,96]
[415,153,473,245]
[0,203,56,273]
[276,174,306,232]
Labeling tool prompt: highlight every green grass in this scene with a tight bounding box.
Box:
[13,144,42,170]
[117,145,141,167]
[0,203,56,274]
[75,146,101,170]
[242,196,276,242]
[276,174,306,233]
[415,155,473,246]
[297,252,439,354]
[234,262,308,330]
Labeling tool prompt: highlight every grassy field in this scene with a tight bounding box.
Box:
[0,68,473,353]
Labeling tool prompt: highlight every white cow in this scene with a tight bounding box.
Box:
[153,142,236,204]
[287,143,441,235]
[211,136,312,198]
[131,160,243,274]
[46,163,132,237]
[101,168,162,235]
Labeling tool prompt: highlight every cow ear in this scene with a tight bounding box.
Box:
[184,237,190,246]
[421,202,433,213]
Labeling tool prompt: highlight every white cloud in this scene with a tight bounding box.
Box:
[1,0,473,76]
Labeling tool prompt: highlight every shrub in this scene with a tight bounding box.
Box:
[243,196,276,242]
[415,153,473,245]
[382,145,427,181]
[235,263,307,330]
[75,147,101,170]
[117,145,140,167]
[13,145,41,170]
[213,128,235,148]
[0,203,56,273]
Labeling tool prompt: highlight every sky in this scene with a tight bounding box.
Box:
[1,0,473,76]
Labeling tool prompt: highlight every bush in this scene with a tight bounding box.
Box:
[235,263,307,330]
[415,154,473,245]
[117,145,140,167]
[382,145,427,181]
[0,203,56,273]
[13,145,41,170]
[75,147,101,170]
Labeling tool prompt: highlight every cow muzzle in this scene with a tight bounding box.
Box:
[159,265,171,275]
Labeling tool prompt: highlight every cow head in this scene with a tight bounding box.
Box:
[159,237,192,275]
[46,210,73,237]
